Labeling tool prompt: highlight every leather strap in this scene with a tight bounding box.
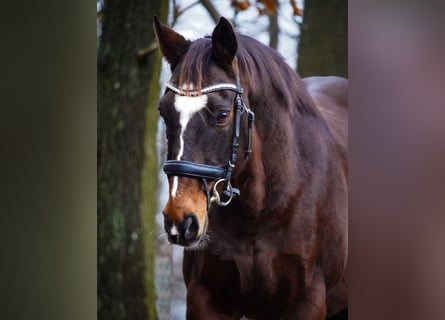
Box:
[163,160,226,180]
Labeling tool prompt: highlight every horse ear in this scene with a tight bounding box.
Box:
[153,16,190,68]
[212,17,238,66]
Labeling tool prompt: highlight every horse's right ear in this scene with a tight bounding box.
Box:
[153,16,190,69]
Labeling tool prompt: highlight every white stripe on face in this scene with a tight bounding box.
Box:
[170,91,208,198]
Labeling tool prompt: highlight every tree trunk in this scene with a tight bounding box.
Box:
[97,0,168,318]
[297,0,347,77]
[268,1,280,50]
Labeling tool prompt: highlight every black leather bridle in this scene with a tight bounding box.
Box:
[162,75,255,210]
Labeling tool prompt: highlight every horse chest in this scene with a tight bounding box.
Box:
[237,252,305,318]
[201,238,305,312]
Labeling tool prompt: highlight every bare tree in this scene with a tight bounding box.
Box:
[97,0,168,318]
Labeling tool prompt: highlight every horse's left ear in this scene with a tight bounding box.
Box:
[212,17,238,66]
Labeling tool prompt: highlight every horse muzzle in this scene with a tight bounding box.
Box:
[163,213,202,247]
[162,161,239,248]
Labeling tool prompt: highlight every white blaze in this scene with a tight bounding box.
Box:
[170,90,208,198]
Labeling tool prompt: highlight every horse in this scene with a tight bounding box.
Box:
[154,16,348,320]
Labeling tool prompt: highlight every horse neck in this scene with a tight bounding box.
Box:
[235,78,331,216]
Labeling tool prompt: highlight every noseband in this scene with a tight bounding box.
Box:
[162,76,255,210]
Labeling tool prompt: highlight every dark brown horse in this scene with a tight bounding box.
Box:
[154,17,348,320]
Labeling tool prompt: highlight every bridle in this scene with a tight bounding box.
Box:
[162,74,255,210]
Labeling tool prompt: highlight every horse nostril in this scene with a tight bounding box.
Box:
[180,215,199,241]
[170,233,178,244]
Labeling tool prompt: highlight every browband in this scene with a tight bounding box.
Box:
[165,81,242,96]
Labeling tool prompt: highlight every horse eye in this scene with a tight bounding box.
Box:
[216,110,230,125]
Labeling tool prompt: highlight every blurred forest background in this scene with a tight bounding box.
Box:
[97,0,346,319]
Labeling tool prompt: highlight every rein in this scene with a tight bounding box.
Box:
[162,75,255,210]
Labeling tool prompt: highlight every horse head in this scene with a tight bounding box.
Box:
[154,17,254,248]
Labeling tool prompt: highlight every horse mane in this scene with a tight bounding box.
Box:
[236,36,318,117]
[176,34,319,119]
